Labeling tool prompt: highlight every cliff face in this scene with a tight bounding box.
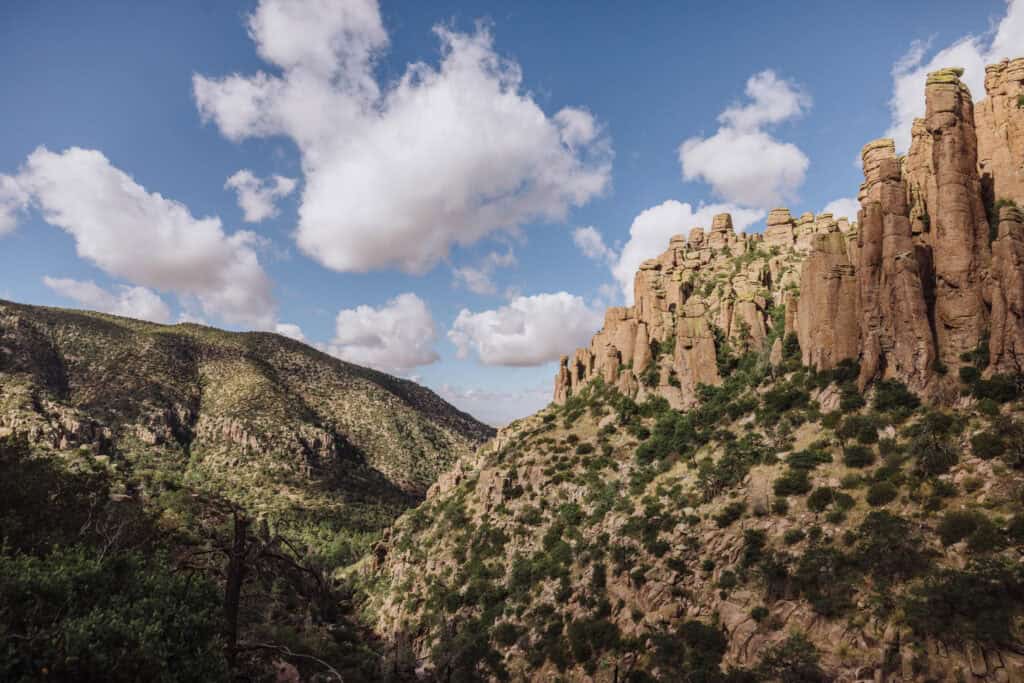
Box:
[977,58,1024,206]
[554,211,851,409]
[556,61,1024,406]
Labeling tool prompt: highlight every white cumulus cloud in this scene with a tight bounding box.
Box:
[0,175,29,236]
[572,226,616,265]
[274,322,305,341]
[328,292,439,372]
[822,197,860,221]
[194,0,611,275]
[449,292,603,366]
[612,200,765,302]
[452,249,516,295]
[886,0,1024,152]
[3,147,276,328]
[225,169,297,222]
[436,383,551,427]
[43,276,172,323]
[679,70,810,209]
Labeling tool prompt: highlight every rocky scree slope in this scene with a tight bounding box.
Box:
[0,299,493,551]
[362,60,1024,682]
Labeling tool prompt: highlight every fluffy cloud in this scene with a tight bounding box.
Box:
[452,249,516,295]
[679,70,810,208]
[195,0,611,275]
[449,292,603,366]
[612,200,765,302]
[274,322,306,341]
[43,276,172,323]
[437,383,550,427]
[887,0,1024,152]
[0,175,29,235]
[328,293,439,372]
[2,147,276,328]
[572,226,616,265]
[822,197,860,222]
[225,169,297,222]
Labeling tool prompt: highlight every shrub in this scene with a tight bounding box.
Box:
[843,445,875,468]
[566,617,620,668]
[755,633,828,682]
[772,497,789,515]
[902,559,1024,645]
[837,415,880,444]
[714,501,747,528]
[787,448,832,470]
[970,431,1005,459]
[807,487,837,512]
[718,570,738,589]
[938,510,1003,553]
[972,374,1022,403]
[874,379,920,414]
[575,442,595,455]
[793,545,854,616]
[866,481,898,507]
[853,511,931,582]
[783,529,806,545]
[774,469,811,497]
[750,606,769,623]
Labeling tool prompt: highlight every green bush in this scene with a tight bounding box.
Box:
[971,374,1021,403]
[783,529,806,545]
[902,559,1024,645]
[852,511,931,582]
[755,633,828,683]
[874,379,920,414]
[774,469,811,497]
[807,487,836,512]
[866,481,898,506]
[970,431,1005,459]
[843,445,875,468]
[938,510,1003,553]
[714,501,747,528]
[575,442,595,455]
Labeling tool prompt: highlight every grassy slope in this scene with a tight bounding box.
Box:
[363,333,1024,681]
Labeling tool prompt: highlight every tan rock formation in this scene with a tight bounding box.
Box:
[908,68,990,368]
[976,58,1024,205]
[797,228,860,370]
[857,138,937,392]
[990,205,1024,373]
[764,208,796,248]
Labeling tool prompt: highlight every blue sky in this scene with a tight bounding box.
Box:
[1,0,1021,425]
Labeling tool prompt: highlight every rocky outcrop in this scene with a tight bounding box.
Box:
[989,205,1024,373]
[908,68,991,369]
[796,227,860,370]
[857,138,937,392]
[553,213,795,407]
[976,58,1024,205]
[558,59,1024,407]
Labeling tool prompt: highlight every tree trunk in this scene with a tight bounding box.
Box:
[224,512,249,670]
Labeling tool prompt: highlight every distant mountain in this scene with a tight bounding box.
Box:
[0,298,493,543]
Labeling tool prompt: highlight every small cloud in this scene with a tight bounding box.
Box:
[822,197,860,221]
[327,292,439,372]
[452,249,517,296]
[43,276,172,323]
[225,169,297,223]
[274,322,305,341]
[572,226,616,265]
[449,291,602,366]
